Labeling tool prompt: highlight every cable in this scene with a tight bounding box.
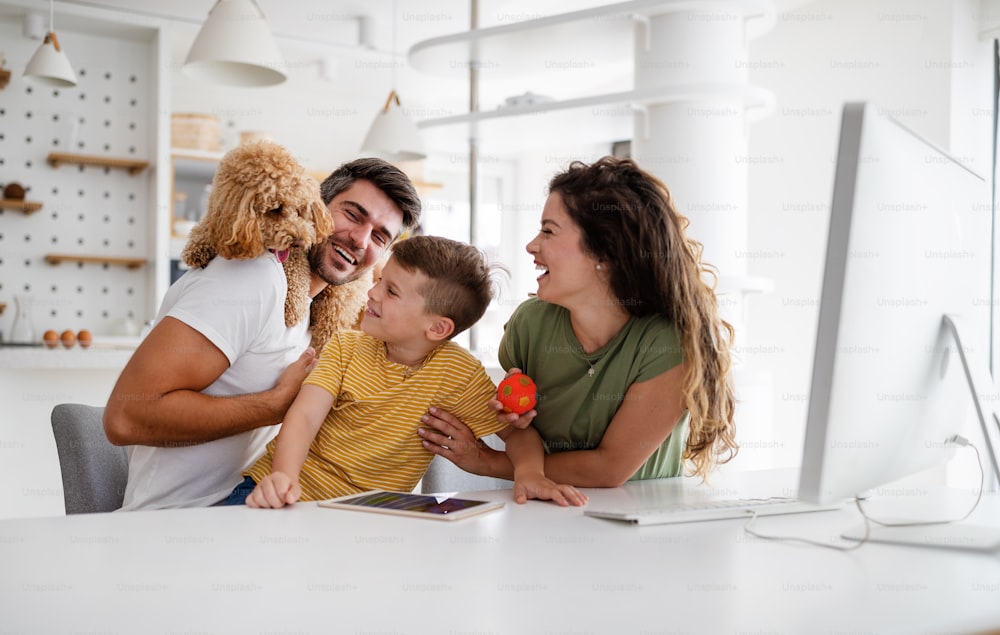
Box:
[743,504,870,551]
[855,435,984,528]
[743,436,983,551]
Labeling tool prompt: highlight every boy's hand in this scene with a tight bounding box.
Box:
[512,473,588,507]
[246,471,301,509]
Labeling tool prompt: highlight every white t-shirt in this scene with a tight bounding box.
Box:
[119,254,310,510]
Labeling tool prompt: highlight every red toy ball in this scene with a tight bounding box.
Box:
[497,372,537,414]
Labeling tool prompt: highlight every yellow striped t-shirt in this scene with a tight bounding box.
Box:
[245,330,508,500]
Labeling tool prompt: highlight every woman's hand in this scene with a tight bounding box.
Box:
[418,407,505,477]
[491,367,536,429]
[513,473,589,507]
[488,400,537,429]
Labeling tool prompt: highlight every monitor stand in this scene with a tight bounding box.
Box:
[837,315,1000,552]
[942,314,1000,490]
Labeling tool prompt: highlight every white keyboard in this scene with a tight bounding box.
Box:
[584,496,844,526]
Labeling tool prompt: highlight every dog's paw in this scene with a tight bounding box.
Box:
[181,244,215,269]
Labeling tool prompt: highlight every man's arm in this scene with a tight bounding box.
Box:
[103,316,316,447]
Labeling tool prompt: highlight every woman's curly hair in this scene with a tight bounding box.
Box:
[549,156,738,479]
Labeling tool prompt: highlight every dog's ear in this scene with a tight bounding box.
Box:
[214,188,265,260]
[310,197,334,242]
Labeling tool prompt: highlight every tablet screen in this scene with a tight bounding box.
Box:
[318,490,505,521]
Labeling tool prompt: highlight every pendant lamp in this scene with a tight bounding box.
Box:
[360,90,427,162]
[23,0,77,88]
[359,0,426,161]
[183,0,286,87]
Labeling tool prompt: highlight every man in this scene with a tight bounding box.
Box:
[104,158,421,510]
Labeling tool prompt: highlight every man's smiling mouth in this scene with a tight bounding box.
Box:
[334,245,357,265]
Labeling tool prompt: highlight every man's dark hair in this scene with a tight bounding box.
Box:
[319,158,421,232]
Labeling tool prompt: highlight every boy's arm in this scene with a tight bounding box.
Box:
[246,384,333,508]
[499,426,588,507]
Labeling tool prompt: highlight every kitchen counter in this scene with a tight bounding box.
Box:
[0,340,139,370]
[0,337,139,519]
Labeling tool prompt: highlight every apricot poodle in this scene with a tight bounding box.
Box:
[182,140,370,347]
[182,140,331,329]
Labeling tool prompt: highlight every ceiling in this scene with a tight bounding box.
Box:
[15,0,617,51]
[7,0,819,55]
[34,0,820,99]
[0,0,821,160]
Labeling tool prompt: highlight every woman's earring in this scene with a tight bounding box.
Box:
[596,264,603,270]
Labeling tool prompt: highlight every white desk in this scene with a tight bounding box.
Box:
[1,470,999,634]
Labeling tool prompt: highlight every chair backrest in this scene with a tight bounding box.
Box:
[50,403,128,514]
[420,435,512,494]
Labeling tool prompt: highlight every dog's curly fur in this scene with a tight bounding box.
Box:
[181,140,333,328]
[282,249,372,352]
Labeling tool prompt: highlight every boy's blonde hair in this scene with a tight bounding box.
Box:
[389,235,498,337]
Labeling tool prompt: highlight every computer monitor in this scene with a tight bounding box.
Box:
[798,101,1000,507]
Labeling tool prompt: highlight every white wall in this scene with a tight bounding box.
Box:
[745,0,994,468]
[0,20,158,337]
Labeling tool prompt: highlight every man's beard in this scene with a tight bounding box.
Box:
[308,239,365,286]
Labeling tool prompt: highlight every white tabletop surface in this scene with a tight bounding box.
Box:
[1,469,999,634]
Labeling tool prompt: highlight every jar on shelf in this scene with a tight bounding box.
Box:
[9,294,36,344]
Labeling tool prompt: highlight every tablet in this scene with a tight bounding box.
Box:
[317,490,505,521]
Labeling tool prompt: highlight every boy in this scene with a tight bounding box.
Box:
[227,235,587,508]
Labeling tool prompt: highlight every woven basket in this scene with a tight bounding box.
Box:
[171,113,220,151]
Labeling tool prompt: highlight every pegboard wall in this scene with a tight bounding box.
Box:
[0,21,154,339]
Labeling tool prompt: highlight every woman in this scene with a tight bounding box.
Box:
[418,156,737,490]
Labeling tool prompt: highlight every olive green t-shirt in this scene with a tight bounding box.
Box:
[498,298,689,480]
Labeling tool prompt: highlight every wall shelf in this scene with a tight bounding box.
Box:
[409,0,774,154]
[408,0,774,79]
[171,150,221,181]
[417,83,774,154]
[46,152,150,175]
[0,199,43,214]
[44,254,147,270]
[420,83,773,126]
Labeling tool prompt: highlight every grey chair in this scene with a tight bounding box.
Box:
[421,435,512,494]
[50,403,128,514]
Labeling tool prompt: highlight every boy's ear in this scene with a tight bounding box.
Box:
[426,316,455,342]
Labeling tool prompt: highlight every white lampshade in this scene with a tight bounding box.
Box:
[183,0,286,87]
[360,90,427,162]
[23,32,76,87]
